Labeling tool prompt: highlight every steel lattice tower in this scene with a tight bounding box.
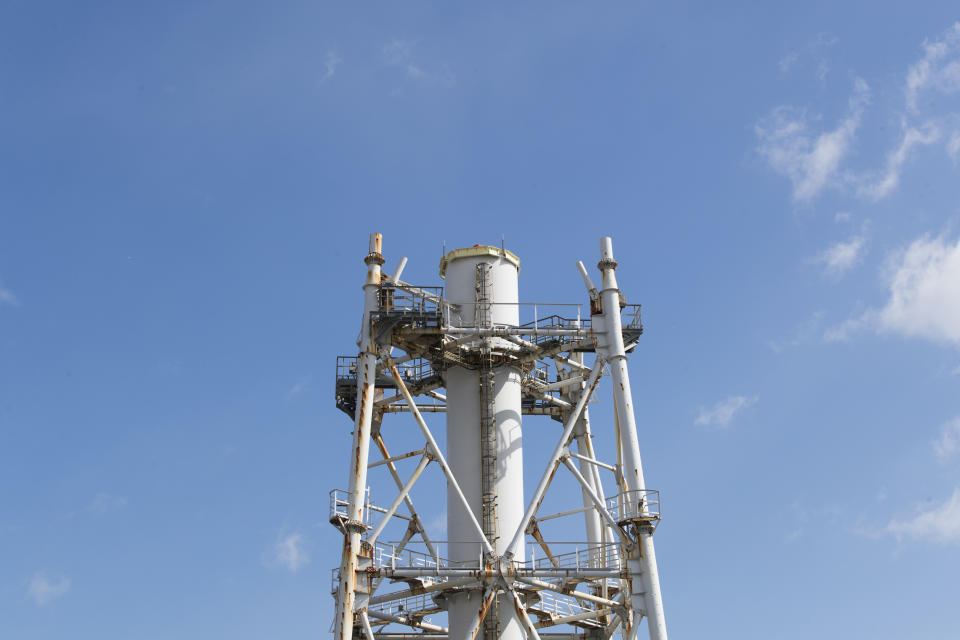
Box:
[331,234,668,640]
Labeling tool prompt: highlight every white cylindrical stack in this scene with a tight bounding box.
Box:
[441,247,525,640]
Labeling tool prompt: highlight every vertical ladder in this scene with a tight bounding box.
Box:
[476,263,501,640]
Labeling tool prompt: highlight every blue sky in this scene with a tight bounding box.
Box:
[2,2,959,638]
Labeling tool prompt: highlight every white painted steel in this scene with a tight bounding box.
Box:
[332,234,670,640]
[567,349,610,570]
[387,363,491,555]
[361,612,377,640]
[597,237,668,640]
[334,233,384,640]
[367,454,431,544]
[390,256,408,282]
[576,261,598,297]
[560,456,631,546]
[505,359,605,559]
[442,248,525,640]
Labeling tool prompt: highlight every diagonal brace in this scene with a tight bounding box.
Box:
[368,453,431,545]
[505,357,605,558]
[387,358,493,555]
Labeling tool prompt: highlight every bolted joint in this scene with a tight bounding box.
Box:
[364,252,386,266]
[597,258,618,271]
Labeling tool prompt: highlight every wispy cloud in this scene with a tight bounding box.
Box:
[856,122,940,200]
[761,24,960,205]
[948,131,960,161]
[0,280,20,307]
[768,310,826,353]
[285,377,310,401]
[320,50,341,84]
[694,395,758,428]
[826,233,960,346]
[934,417,960,462]
[786,498,845,542]
[87,493,127,515]
[266,530,310,572]
[887,488,960,544]
[383,38,454,87]
[854,23,960,199]
[905,22,960,112]
[778,33,837,83]
[755,78,870,201]
[26,573,70,606]
[814,236,866,276]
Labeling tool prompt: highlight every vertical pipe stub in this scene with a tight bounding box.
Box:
[366,232,385,265]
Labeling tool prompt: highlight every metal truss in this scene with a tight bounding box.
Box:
[331,234,668,640]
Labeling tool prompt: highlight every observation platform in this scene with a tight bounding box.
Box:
[334,282,642,418]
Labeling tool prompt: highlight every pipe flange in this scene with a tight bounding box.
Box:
[597,258,618,270]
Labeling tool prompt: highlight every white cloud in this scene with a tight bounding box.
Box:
[948,131,960,161]
[87,493,127,515]
[875,234,960,345]
[0,280,19,307]
[827,233,960,346]
[694,395,758,428]
[285,377,310,401]
[383,39,413,66]
[905,22,960,112]
[267,530,310,572]
[887,488,960,544]
[823,315,866,342]
[815,236,866,276]
[784,528,803,543]
[768,310,826,353]
[857,122,940,200]
[756,78,870,201]
[934,417,960,462]
[383,38,454,87]
[778,33,837,83]
[320,51,341,83]
[384,39,424,80]
[834,211,852,223]
[778,51,798,73]
[26,573,70,606]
